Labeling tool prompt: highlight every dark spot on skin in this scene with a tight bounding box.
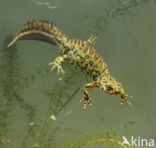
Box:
[89,60,94,67]
[85,55,90,59]
[106,84,113,92]
[61,47,70,54]
[79,55,84,61]
[115,91,120,95]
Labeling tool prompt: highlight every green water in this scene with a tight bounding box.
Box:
[0,0,156,147]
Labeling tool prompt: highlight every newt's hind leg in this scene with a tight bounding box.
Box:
[49,55,67,74]
[80,81,99,109]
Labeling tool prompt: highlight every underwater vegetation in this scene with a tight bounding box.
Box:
[0,0,153,147]
[35,67,81,148]
[0,36,79,147]
[58,119,137,148]
[59,129,132,148]
[0,36,21,147]
[0,36,82,148]
[0,37,38,148]
[90,0,155,37]
[108,0,154,16]
[0,36,133,148]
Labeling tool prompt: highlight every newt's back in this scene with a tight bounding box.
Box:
[63,38,108,80]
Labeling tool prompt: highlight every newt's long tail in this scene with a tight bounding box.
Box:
[8,20,67,48]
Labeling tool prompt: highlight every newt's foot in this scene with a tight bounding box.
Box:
[80,97,93,110]
[49,61,65,74]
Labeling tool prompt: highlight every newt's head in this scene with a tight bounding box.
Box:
[99,75,131,105]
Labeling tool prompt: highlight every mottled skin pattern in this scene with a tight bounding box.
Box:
[8,20,131,109]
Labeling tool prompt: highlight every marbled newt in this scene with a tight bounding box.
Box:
[8,20,131,109]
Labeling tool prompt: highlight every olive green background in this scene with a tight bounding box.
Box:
[0,0,156,147]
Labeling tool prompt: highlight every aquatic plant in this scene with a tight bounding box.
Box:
[18,69,80,148]
[18,101,40,148]
[108,0,154,16]
[58,130,130,148]
[0,36,22,147]
[58,119,137,148]
[90,0,154,37]
[0,36,39,148]
[1,0,151,147]
[0,35,81,148]
[35,67,81,148]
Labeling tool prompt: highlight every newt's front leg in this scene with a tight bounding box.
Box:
[80,81,99,109]
[49,55,67,74]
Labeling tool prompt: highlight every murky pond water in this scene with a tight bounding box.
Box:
[0,0,156,147]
